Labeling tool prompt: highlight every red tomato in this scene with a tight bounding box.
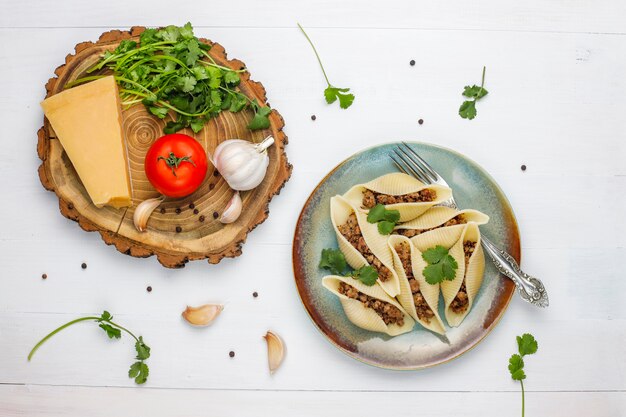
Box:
[144,134,208,198]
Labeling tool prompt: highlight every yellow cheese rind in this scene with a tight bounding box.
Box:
[41,76,132,208]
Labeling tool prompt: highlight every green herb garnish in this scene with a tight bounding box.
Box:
[508,333,539,417]
[319,248,378,286]
[459,66,488,120]
[69,23,270,134]
[28,311,151,385]
[366,203,401,235]
[421,245,458,284]
[297,23,354,109]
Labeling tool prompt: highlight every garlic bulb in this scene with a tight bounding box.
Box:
[220,192,242,224]
[181,304,224,327]
[133,196,165,232]
[211,136,274,191]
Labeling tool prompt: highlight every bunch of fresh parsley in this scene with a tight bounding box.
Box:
[28,311,151,385]
[297,23,355,109]
[459,66,488,120]
[421,245,458,284]
[70,23,270,134]
[319,248,378,286]
[367,204,401,235]
[508,333,539,417]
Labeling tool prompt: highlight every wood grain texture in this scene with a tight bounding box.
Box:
[37,27,292,268]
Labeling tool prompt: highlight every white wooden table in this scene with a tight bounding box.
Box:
[1,1,625,416]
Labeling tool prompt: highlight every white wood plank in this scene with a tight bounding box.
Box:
[0,385,624,417]
[2,0,626,35]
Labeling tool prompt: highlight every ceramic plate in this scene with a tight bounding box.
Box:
[293,142,519,370]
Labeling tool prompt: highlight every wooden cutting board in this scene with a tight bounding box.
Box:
[37,27,292,268]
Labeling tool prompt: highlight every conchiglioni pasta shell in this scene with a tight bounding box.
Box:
[440,223,484,327]
[343,173,453,222]
[330,195,400,297]
[388,235,445,335]
[322,275,415,336]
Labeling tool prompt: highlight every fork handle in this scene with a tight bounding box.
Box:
[481,236,549,308]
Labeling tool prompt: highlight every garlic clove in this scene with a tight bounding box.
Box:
[133,196,165,232]
[220,192,243,224]
[263,330,285,374]
[182,304,224,327]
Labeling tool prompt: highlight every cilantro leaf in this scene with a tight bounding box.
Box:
[377,220,396,235]
[114,40,137,54]
[367,204,400,235]
[224,71,240,86]
[459,100,477,120]
[99,311,112,322]
[517,333,538,356]
[462,85,488,99]
[459,66,487,120]
[422,245,448,264]
[180,22,194,40]
[319,248,348,275]
[324,86,355,109]
[99,323,121,339]
[135,336,151,360]
[298,24,355,110]
[422,246,457,284]
[508,354,526,381]
[149,106,169,119]
[128,361,149,384]
[351,266,378,286]
[247,106,271,130]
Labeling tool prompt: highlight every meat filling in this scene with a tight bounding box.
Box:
[362,188,437,209]
[338,282,405,326]
[395,214,466,238]
[450,240,477,314]
[338,213,393,281]
[394,242,435,322]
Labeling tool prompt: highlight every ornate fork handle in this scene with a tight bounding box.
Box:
[481,236,549,308]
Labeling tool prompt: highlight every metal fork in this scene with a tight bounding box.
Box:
[391,142,549,308]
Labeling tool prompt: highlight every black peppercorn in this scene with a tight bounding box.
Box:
[418,119,424,125]
[175,207,181,214]
[213,212,219,219]
[229,351,235,358]
[521,165,527,171]
[311,115,316,121]
[410,59,416,66]
[42,273,47,279]
[175,226,182,233]
[160,207,166,214]
[253,291,258,298]
[146,286,152,292]
[189,203,195,209]
[199,215,205,222]
[193,209,199,215]
[81,263,87,269]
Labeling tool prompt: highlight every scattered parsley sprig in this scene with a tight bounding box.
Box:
[68,23,270,134]
[297,23,355,109]
[366,204,401,235]
[319,248,377,286]
[508,333,539,417]
[459,66,488,120]
[28,311,151,385]
[421,245,458,284]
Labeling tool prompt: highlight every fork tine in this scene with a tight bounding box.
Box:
[393,149,432,184]
[390,154,409,175]
[401,142,440,181]
[396,146,436,183]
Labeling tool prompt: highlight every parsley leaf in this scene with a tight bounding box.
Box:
[129,361,150,384]
[459,66,488,120]
[422,246,458,284]
[324,86,355,109]
[459,100,477,120]
[298,23,354,109]
[507,333,539,416]
[351,265,378,286]
[319,248,348,275]
[99,323,122,339]
[27,311,151,385]
[517,333,539,356]
[508,354,526,381]
[367,204,400,235]
[247,105,271,130]
[319,249,378,286]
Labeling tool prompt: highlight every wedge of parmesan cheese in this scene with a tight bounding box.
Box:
[41,76,132,208]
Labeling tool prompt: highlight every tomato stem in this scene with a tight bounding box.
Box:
[157,152,196,177]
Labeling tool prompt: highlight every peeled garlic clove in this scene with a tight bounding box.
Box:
[211,136,275,191]
[263,330,285,374]
[182,304,224,327]
[220,192,242,224]
[133,196,165,232]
